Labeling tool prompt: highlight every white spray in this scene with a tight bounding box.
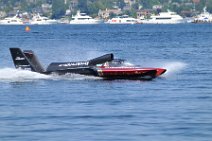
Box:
[161,61,187,77]
[0,68,50,82]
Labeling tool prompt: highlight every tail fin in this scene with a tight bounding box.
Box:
[9,48,45,73]
[23,50,45,73]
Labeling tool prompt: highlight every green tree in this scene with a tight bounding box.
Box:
[139,0,160,9]
[194,0,206,12]
[20,0,28,11]
[207,0,212,13]
[52,0,65,19]
[87,2,100,16]
[117,0,126,9]
[101,0,115,9]
[78,0,88,13]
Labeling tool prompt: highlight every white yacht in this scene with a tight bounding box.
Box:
[0,14,23,25]
[193,7,212,23]
[142,11,184,24]
[107,15,138,24]
[30,13,58,25]
[70,11,103,24]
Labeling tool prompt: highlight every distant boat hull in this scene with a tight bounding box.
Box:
[0,18,23,25]
[70,11,103,24]
[30,20,58,25]
[106,16,138,24]
[141,11,184,24]
[142,19,184,24]
[69,19,103,24]
[30,13,58,25]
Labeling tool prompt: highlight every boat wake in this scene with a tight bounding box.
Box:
[161,61,187,78]
[136,60,187,78]
[0,68,101,83]
[50,73,102,81]
[0,61,186,82]
[0,68,50,82]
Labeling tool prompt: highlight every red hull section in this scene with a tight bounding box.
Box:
[97,67,166,80]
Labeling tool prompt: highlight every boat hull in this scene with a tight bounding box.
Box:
[96,68,166,80]
[45,67,166,80]
[69,20,103,24]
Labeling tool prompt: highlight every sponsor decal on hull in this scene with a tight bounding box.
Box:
[59,61,89,67]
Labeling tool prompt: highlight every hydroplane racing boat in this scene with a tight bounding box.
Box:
[10,48,166,80]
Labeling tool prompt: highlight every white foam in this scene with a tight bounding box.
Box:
[135,60,187,78]
[0,68,101,82]
[161,61,187,77]
[0,68,50,82]
[0,61,187,82]
[50,73,102,81]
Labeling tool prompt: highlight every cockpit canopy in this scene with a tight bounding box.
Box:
[108,59,125,67]
[100,59,134,67]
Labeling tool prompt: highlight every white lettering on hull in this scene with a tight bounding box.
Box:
[59,61,89,67]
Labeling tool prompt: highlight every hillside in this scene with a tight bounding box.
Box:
[0,0,212,18]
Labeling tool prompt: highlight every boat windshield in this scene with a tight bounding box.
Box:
[101,59,134,67]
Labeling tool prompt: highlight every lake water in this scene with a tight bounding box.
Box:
[0,24,212,141]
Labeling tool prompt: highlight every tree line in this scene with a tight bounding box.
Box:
[0,0,212,18]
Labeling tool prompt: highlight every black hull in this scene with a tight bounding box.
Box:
[45,67,98,76]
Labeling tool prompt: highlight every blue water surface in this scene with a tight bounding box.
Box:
[0,24,212,141]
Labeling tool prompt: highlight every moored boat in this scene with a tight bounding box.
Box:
[141,11,184,24]
[30,13,58,25]
[70,11,103,24]
[193,7,212,23]
[0,13,23,25]
[106,15,138,24]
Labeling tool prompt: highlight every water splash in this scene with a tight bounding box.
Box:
[0,68,101,82]
[0,68,50,82]
[161,61,187,77]
[50,73,102,81]
[0,61,186,82]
